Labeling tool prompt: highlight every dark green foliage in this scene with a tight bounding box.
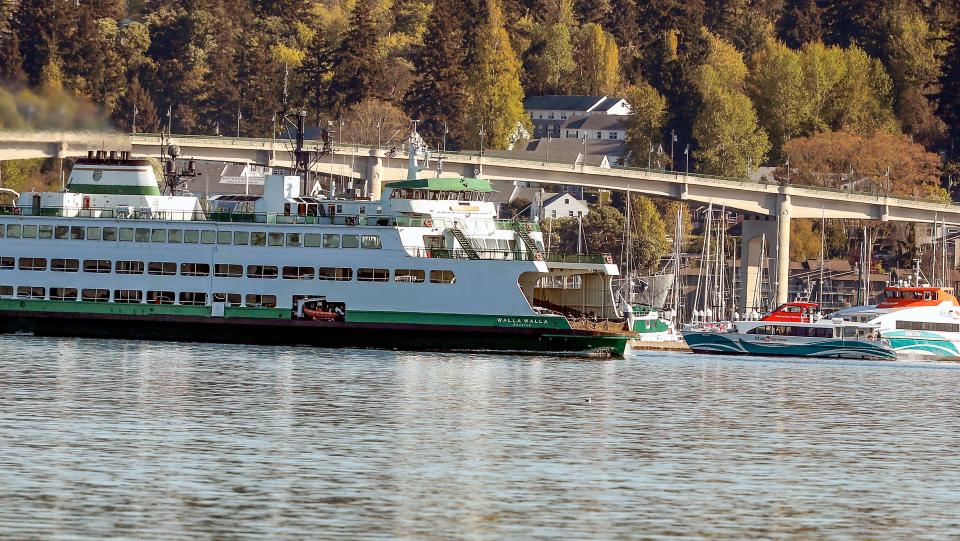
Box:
[778,0,823,48]
[329,0,382,114]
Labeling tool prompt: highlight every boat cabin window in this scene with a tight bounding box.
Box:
[116,260,144,274]
[245,294,277,308]
[342,235,359,248]
[357,268,389,282]
[181,263,210,277]
[247,265,278,279]
[842,326,873,339]
[71,226,84,240]
[135,228,149,242]
[114,290,142,304]
[924,291,933,300]
[286,233,301,247]
[233,231,250,245]
[184,230,200,243]
[168,229,183,243]
[361,235,381,249]
[81,288,109,302]
[179,292,207,306]
[50,287,77,301]
[895,320,960,333]
[39,225,52,239]
[52,258,79,272]
[118,228,133,241]
[5,224,20,238]
[251,232,266,246]
[747,325,834,338]
[85,227,101,241]
[214,264,243,278]
[0,257,13,270]
[282,266,314,280]
[83,259,110,273]
[322,234,340,248]
[151,229,166,242]
[55,226,69,240]
[268,232,284,247]
[17,286,44,299]
[147,291,175,304]
[22,225,37,238]
[18,257,46,271]
[0,285,10,296]
[148,262,176,276]
[318,267,352,281]
[395,269,425,283]
[213,293,242,306]
[430,270,456,284]
[304,233,321,247]
[201,230,216,244]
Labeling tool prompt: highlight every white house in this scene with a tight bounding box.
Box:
[560,114,628,141]
[524,95,631,139]
[541,192,590,220]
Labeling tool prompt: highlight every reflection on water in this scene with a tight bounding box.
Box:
[2,336,960,539]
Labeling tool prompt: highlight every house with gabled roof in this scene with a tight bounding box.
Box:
[524,95,631,139]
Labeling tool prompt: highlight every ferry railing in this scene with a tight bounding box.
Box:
[407,246,612,264]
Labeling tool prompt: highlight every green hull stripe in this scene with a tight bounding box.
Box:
[0,298,209,316]
[346,310,572,330]
[68,183,161,195]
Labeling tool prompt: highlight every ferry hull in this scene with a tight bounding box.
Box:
[0,309,630,359]
[882,331,960,360]
[682,331,897,361]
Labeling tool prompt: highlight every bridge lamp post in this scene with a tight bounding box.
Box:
[132,105,138,134]
[670,129,677,171]
[236,107,242,138]
[581,135,587,171]
[785,157,791,184]
[684,144,690,176]
[647,144,652,169]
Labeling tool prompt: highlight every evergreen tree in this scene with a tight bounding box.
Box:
[329,0,382,114]
[0,7,26,84]
[114,76,160,132]
[404,0,470,146]
[14,0,67,86]
[777,0,823,48]
[465,0,528,150]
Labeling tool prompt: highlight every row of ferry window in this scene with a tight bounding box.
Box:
[0,257,456,283]
[1,286,277,307]
[0,224,382,249]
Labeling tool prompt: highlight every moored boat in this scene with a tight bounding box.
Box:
[682,301,896,360]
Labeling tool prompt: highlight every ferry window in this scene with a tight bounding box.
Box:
[115,260,144,274]
[286,233,301,247]
[200,230,215,244]
[216,231,232,245]
[70,226,84,240]
[181,263,210,277]
[38,225,52,239]
[213,293,242,306]
[245,294,277,308]
[81,288,109,302]
[135,228,149,242]
[233,231,250,245]
[395,269,425,283]
[0,257,12,269]
[179,292,207,306]
[168,229,183,243]
[214,264,243,278]
[50,287,77,301]
[342,235,359,248]
[5,224,20,238]
[924,291,933,300]
[52,258,79,272]
[282,266,314,279]
[0,285,11,296]
[83,259,111,273]
[184,230,200,243]
[102,227,117,241]
[268,232,284,246]
[304,233,321,247]
[86,227,101,241]
[19,257,47,271]
[317,267,352,281]
[17,286,44,299]
[430,270,456,284]
[114,290,143,304]
[361,235,381,249]
[55,225,69,239]
[147,291,175,304]
[118,228,134,241]
[150,229,166,242]
[322,234,340,248]
[147,262,176,276]
[251,232,266,246]
[22,225,37,238]
[358,268,389,282]
[247,265,278,279]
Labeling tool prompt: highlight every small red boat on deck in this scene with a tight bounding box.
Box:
[760,302,820,323]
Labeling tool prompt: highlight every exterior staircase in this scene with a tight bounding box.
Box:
[512,221,543,260]
[450,227,481,259]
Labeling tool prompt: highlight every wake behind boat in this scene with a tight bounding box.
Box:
[682,302,896,360]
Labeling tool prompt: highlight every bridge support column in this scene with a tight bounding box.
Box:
[740,216,778,315]
[367,149,386,199]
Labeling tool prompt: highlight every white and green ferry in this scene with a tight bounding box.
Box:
[0,151,632,357]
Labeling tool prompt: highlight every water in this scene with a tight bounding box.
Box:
[2,336,960,540]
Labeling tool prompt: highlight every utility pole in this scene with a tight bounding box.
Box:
[236,107,242,138]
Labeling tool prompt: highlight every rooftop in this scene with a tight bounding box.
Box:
[524,95,606,111]
[561,114,628,131]
[384,177,494,193]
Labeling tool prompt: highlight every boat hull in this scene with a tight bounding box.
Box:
[0,307,630,358]
[682,331,897,360]
[882,331,960,360]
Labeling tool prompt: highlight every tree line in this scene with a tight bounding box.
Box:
[0,0,958,194]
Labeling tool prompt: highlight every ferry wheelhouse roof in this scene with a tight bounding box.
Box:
[385,178,494,193]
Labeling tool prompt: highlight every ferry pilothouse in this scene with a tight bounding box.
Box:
[0,150,633,357]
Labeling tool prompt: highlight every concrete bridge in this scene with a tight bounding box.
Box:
[3,130,959,311]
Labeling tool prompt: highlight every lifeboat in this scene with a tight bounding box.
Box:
[303,306,340,321]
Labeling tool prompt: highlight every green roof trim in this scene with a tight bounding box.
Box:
[384,178,494,193]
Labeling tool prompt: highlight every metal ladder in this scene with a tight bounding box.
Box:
[450,228,481,259]
[513,221,543,259]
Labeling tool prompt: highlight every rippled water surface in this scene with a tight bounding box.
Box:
[3,336,960,539]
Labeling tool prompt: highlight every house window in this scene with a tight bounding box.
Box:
[551,210,557,218]
[564,198,569,204]
[596,131,602,139]
[609,131,618,140]
[569,211,574,217]
[548,112,555,120]
[561,112,567,119]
